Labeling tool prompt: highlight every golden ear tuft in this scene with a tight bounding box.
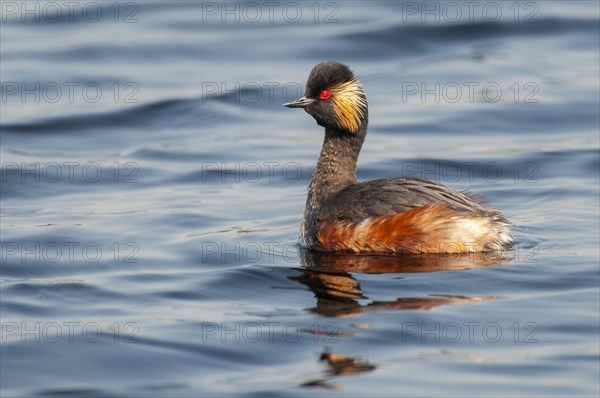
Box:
[330,80,367,133]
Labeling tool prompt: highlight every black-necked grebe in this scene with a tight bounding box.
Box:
[284,61,514,254]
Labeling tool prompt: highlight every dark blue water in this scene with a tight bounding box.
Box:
[1,1,599,396]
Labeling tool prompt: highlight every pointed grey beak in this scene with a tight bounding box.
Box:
[283,96,315,108]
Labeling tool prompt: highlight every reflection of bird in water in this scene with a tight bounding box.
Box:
[319,351,377,376]
[290,267,365,318]
[299,246,511,273]
[300,350,376,389]
[293,249,508,389]
[290,249,505,317]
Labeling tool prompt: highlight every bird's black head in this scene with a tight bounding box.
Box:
[284,61,367,134]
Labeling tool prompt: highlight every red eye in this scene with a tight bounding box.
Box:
[319,90,331,100]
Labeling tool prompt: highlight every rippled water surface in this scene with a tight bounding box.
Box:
[1,1,599,397]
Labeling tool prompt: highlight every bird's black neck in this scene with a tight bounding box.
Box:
[307,118,368,208]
